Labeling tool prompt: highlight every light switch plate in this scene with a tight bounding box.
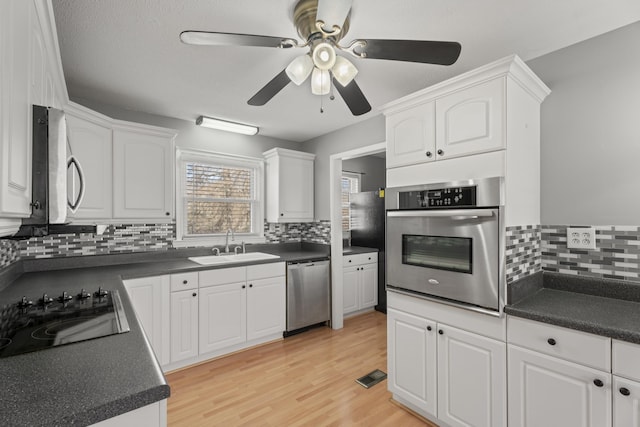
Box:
[566,227,597,250]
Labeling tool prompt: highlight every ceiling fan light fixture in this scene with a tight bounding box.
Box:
[311,68,331,95]
[285,54,314,86]
[312,42,337,70]
[331,55,358,87]
[196,116,258,136]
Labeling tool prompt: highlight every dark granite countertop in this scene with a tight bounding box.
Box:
[0,242,329,426]
[342,246,380,255]
[505,272,640,344]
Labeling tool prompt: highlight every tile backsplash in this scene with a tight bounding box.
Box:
[505,225,542,284]
[0,220,332,270]
[542,225,640,282]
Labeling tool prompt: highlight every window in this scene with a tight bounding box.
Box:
[341,172,361,231]
[176,149,264,245]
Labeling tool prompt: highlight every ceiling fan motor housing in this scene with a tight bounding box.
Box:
[293,0,350,43]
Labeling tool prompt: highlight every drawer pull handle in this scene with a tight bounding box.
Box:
[593,379,604,387]
[547,338,556,346]
[183,280,188,284]
[427,326,432,331]
[620,387,631,396]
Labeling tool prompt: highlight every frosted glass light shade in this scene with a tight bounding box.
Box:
[331,56,358,87]
[312,42,337,70]
[311,68,331,95]
[285,55,313,86]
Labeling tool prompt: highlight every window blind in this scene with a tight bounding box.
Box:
[184,162,256,235]
[341,174,360,231]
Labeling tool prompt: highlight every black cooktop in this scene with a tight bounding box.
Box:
[0,287,130,358]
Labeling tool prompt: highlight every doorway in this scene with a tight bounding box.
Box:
[329,142,386,329]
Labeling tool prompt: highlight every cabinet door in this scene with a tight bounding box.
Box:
[246,276,285,341]
[385,102,436,168]
[277,155,314,222]
[199,283,246,354]
[438,324,506,427]
[342,265,359,314]
[0,0,32,220]
[113,128,173,220]
[359,262,378,309]
[508,345,611,427]
[124,276,171,366]
[387,308,438,415]
[170,289,199,362]
[614,376,640,427]
[66,114,113,219]
[435,78,505,160]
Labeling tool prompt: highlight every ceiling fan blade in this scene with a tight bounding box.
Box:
[180,31,298,48]
[351,39,462,65]
[316,0,353,32]
[248,70,291,106]
[333,78,371,116]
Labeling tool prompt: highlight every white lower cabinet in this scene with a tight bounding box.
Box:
[123,276,170,366]
[246,275,286,341]
[387,298,506,427]
[508,345,611,427]
[343,252,378,315]
[613,376,640,427]
[437,324,506,427]
[199,282,247,353]
[170,288,199,363]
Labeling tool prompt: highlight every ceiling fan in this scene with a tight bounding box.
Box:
[180,0,462,116]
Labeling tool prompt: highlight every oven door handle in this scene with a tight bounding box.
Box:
[387,209,494,219]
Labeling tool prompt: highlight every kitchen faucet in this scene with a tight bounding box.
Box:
[224,228,234,254]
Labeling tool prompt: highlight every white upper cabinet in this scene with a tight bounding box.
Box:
[382,55,549,171]
[112,123,175,220]
[66,109,113,220]
[386,102,436,168]
[435,78,505,159]
[263,148,315,223]
[0,0,35,234]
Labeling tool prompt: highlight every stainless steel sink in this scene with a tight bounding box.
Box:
[188,252,280,265]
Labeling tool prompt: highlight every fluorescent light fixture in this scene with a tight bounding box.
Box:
[196,116,258,135]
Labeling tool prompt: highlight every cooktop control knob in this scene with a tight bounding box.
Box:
[40,294,54,306]
[95,287,109,298]
[78,289,91,300]
[59,291,73,302]
[18,296,34,308]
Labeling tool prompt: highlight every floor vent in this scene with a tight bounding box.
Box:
[356,369,387,388]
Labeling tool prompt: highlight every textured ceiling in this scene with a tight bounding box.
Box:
[52,0,640,142]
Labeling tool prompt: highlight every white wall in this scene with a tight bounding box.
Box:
[303,115,386,220]
[72,97,301,158]
[527,21,640,225]
[342,155,386,192]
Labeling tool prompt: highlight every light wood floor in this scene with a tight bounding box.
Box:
[166,311,436,426]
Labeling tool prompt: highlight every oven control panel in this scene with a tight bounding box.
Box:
[398,185,477,209]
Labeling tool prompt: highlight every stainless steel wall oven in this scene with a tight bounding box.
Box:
[386,177,504,315]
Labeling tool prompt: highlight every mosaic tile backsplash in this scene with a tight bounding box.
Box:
[264,220,331,244]
[0,220,332,270]
[542,225,640,282]
[505,225,541,284]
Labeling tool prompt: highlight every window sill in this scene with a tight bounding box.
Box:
[172,235,266,248]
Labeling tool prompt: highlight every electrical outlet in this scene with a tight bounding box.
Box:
[566,227,597,250]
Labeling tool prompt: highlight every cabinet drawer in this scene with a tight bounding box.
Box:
[170,272,198,292]
[247,262,285,280]
[507,316,611,371]
[199,267,246,288]
[613,340,640,382]
[344,252,377,266]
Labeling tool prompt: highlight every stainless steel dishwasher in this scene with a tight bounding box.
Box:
[285,259,331,335]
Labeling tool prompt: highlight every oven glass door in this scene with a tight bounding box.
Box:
[386,208,500,311]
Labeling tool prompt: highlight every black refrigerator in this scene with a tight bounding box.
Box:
[349,190,386,313]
